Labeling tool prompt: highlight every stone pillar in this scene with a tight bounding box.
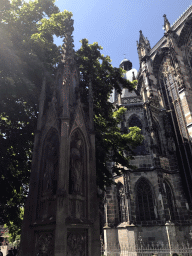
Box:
[104,227,119,253]
[165,221,178,253]
[54,118,69,256]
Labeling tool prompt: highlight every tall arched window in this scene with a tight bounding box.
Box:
[158,56,187,138]
[128,115,146,155]
[163,180,175,221]
[136,178,156,221]
[129,115,142,129]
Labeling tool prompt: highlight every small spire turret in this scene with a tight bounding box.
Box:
[163,14,171,32]
[137,30,151,64]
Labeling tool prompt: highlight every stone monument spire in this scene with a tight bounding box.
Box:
[19,16,100,256]
[59,18,79,117]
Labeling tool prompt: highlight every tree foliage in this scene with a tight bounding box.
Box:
[4,207,24,244]
[0,0,143,238]
[76,39,143,189]
[0,0,72,236]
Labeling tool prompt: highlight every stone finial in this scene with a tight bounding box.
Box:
[163,14,171,32]
[138,30,151,49]
[61,18,75,64]
[139,30,144,43]
[137,30,151,61]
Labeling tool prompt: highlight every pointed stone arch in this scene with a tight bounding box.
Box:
[158,55,187,139]
[40,128,60,195]
[36,128,60,220]
[178,14,192,47]
[184,30,192,70]
[69,128,87,196]
[135,177,156,222]
[153,47,170,79]
[177,14,192,70]
[127,114,142,129]
[163,179,176,221]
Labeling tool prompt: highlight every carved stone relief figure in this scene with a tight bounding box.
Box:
[36,130,59,220]
[69,133,84,195]
[42,145,56,194]
[69,130,87,220]
[67,230,87,256]
[35,232,54,256]
[42,139,59,195]
[117,182,127,223]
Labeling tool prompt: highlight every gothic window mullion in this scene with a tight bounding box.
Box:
[146,192,151,220]
[136,178,156,222]
[141,192,145,221]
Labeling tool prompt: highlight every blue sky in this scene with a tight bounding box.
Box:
[54,0,192,71]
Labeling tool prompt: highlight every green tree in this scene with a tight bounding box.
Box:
[0,0,72,235]
[0,0,142,237]
[76,39,143,189]
[4,207,24,245]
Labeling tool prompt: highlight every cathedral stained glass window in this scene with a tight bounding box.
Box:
[128,115,146,155]
[136,178,156,221]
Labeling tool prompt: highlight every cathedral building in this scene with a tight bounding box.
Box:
[104,5,192,250]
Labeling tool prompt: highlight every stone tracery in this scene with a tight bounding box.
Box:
[136,178,156,222]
